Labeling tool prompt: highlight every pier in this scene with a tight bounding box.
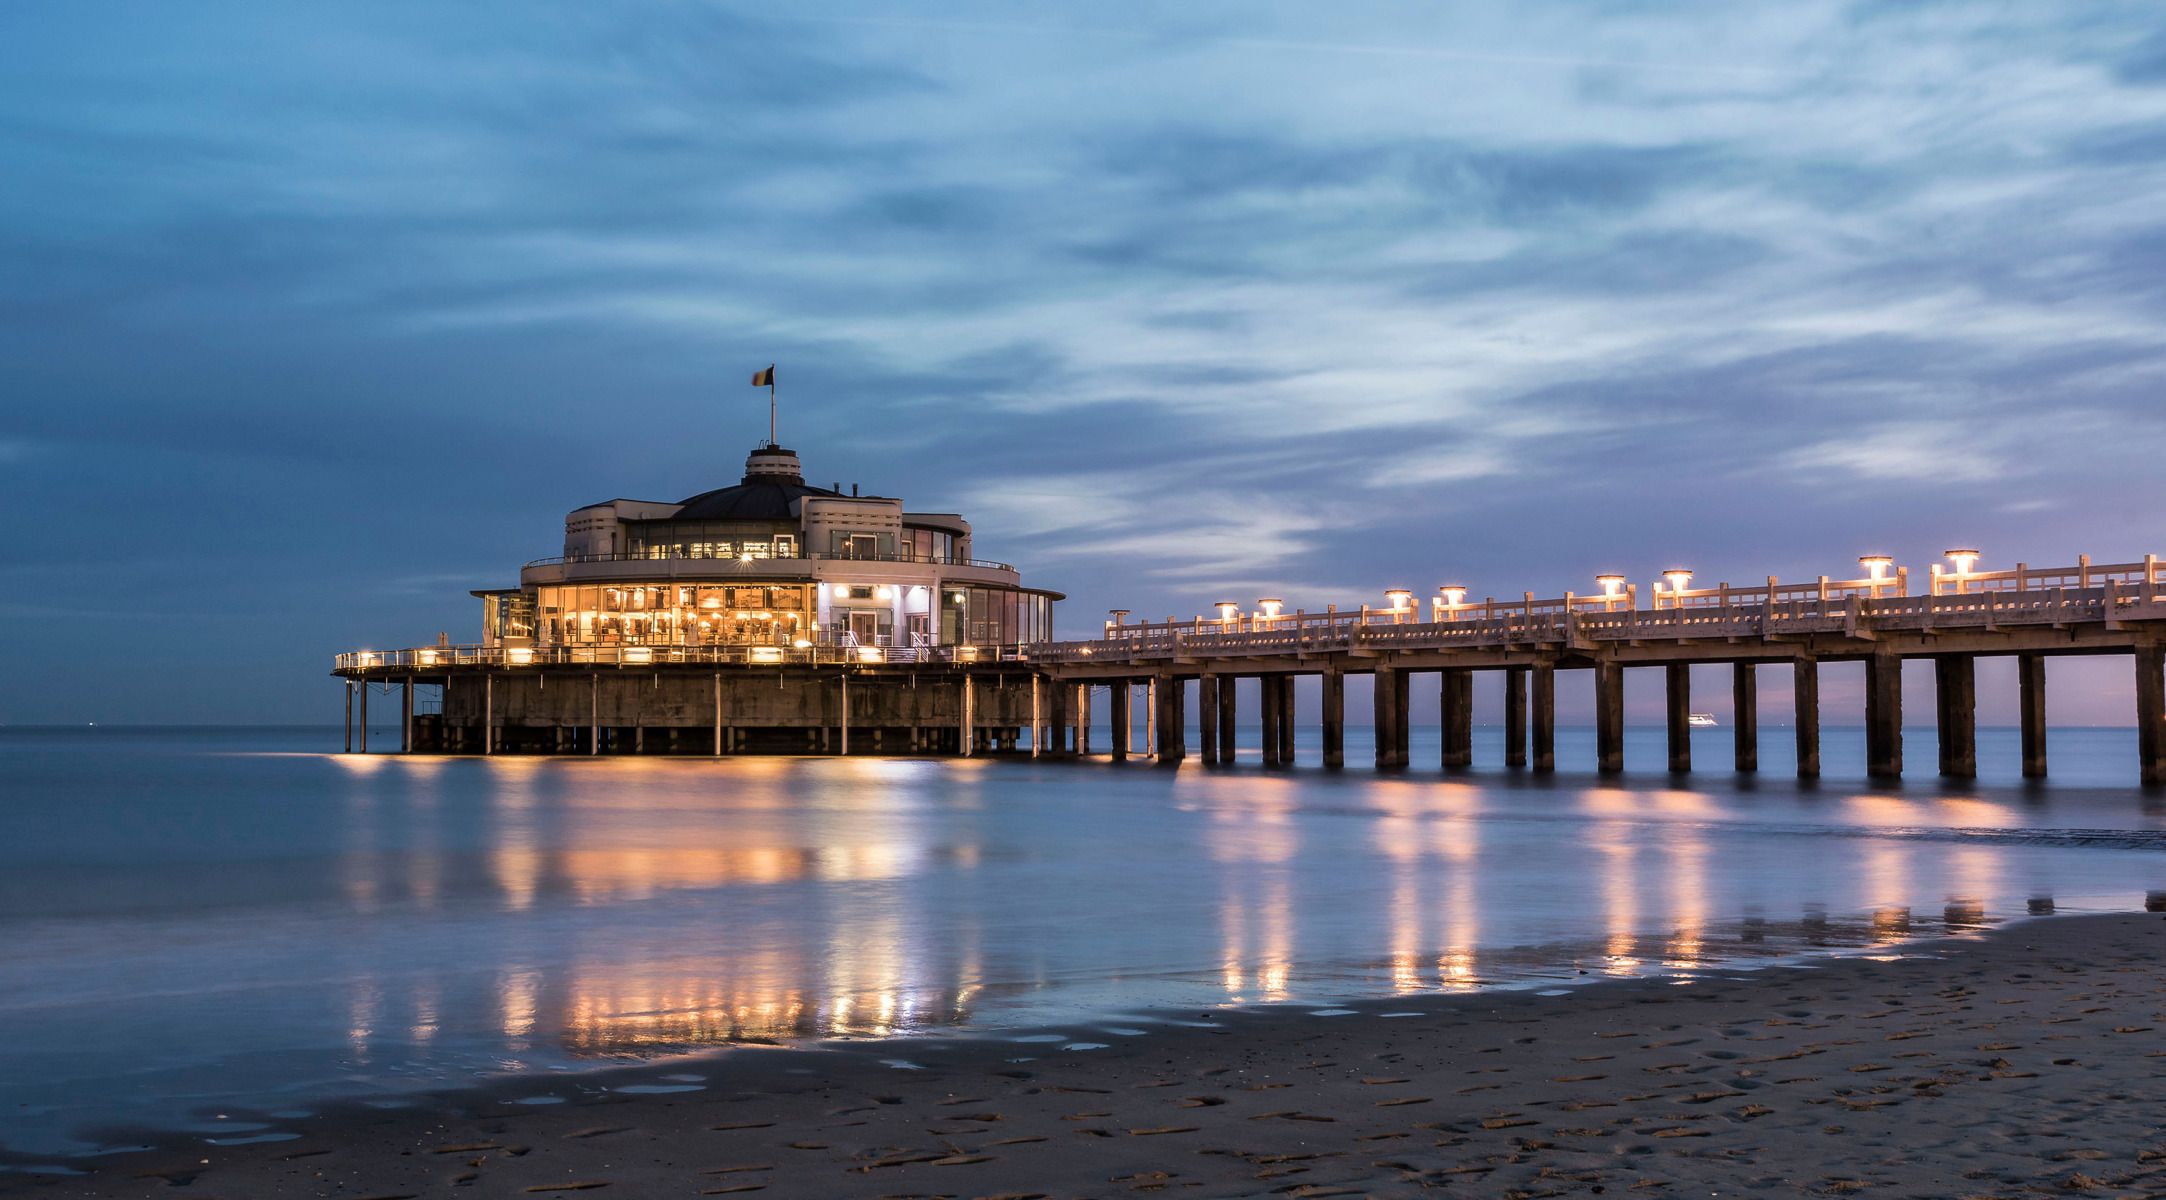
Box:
[1033,553,2166,783]
[330,441,2166,784]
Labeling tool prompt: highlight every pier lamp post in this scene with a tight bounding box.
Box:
[1106,608,1130,635]
[1257,598,1284,625]
[1384,588,1413,623]
[1662,568,1693,610]
[1216,601,1241,627]
[1943,548,1980,594]
[1436,584,1468,621]
[1595,573,1626,612]
[1858,555,1893,598]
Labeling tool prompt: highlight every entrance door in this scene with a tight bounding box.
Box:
[849,611,879,646]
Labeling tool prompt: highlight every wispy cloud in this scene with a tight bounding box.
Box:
[5,0,2166,718]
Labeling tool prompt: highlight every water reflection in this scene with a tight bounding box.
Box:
[1200,772,1298,1003]
[4,726,2164,1157]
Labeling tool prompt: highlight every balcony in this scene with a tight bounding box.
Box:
[518,547,1025,590]
[524,547,1016,571]
[334,639,1033,675]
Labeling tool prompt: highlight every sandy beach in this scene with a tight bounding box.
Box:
[4,912,2161,1199]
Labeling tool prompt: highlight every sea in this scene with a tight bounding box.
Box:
[2,723,2162,1161]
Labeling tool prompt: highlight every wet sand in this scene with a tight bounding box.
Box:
[9,912,2166,1199]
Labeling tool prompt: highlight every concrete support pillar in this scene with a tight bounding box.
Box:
[1440,669,1473,769]
[1392,669,1409,768]
[1793,657,1820,779]
[1664,663,1690,773]
[1594,662,1624,773]
[1217,675,1238,763]
[1371,669,1395,768]
[1531,662,1555,773]
[402,677,415,754]
[590,673,600,756]
[961,674,975,758]
[1934,655,1976,779]
[1322,670,1345,769]
[343,681,354,754]
[1260,676,1284,768]
[1155,675,1185,765]
[1197,675,1220,764]
[2019,653,2047,779]
[714,673,724,757]
[2137,644,2165,786]
[839,674,850,756]
[1865,651,1903,780]
[359,682,369,753]
[1503,667,1527,768]
[1275,675,1296,766]
[1373,668,1408,769]
[1031,675,1042,759]
[1045,678,1069,756]
[1074,682,1088,756]
[1110,680,1132,761]
[482,673,493,756]
[1732,663,1757,773]
[1145,678,1157,757]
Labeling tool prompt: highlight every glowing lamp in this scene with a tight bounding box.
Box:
[1384,587,1413,612]
[791,638,812,649]
[1944,548,1981,575]
[1595,573,1625,596]
[1438,585,1468,606]
[622,647,651,665]
[856,646,885,663]
[1858,555,1893,580]
[1257,597,1284,619]
[506,647,535,666]
[1216,601,1241,622]
[875,585,893,600]
[1663,568,1694,593]
[751,645,784,663]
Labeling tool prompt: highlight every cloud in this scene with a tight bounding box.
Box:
[6,0,2166,719]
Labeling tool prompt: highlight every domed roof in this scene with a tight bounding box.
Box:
[669,445,838,522]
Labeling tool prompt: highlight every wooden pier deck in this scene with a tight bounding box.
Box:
[1026,554,2166,782]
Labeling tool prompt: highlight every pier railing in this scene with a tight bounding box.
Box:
[335,641,1035,674]
[522,548,1017,572]
[1033,555,2166,664]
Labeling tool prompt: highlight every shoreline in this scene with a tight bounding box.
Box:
[9,911,2166,1197]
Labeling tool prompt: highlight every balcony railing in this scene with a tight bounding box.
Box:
[522,547,1016,572]
[335,639,1037,674]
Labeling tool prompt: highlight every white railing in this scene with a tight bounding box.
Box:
[335,641,1032,673]
[1032,555,2166,664]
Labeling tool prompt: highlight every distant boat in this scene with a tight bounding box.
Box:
[1688,712,1718,728]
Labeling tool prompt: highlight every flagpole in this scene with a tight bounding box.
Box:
[769,365,777,446]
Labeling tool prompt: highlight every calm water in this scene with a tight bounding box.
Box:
[2,723,2163,1159]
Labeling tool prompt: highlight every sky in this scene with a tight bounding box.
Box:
[4,2,2166,725]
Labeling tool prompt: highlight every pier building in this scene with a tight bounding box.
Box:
[334,442,1063,755]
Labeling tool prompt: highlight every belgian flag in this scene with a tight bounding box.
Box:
[750,365,775,387]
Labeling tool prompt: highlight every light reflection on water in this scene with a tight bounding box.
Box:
[1,724,2164,1157]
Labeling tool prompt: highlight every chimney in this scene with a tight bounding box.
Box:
[852,483,859,497]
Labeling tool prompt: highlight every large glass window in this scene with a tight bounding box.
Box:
[533,583,811,647]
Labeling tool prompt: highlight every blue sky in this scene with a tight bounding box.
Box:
[5,3,2165,724]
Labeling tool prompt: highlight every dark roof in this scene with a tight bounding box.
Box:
[665,478,840,522]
